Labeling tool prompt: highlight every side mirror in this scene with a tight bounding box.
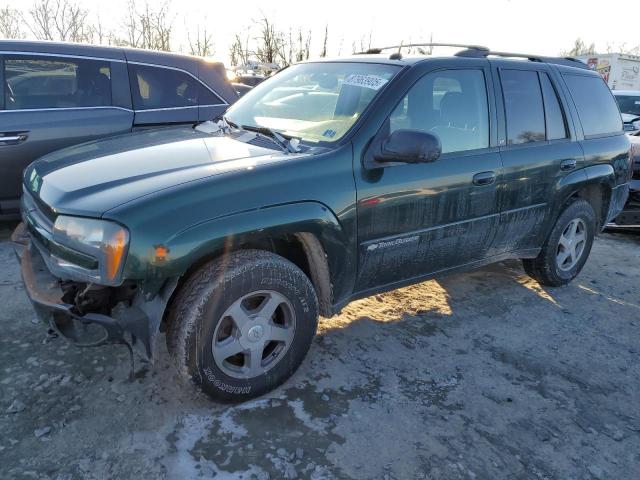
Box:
[374,129,441,164]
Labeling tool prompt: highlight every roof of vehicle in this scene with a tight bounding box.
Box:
[0,39,223,66]
[612,90,640,96]
[306,44,595,74]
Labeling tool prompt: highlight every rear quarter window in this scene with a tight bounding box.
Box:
[563,74,622,137]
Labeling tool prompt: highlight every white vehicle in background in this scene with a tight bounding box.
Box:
[612,91,640,135]
[576,53,640,90]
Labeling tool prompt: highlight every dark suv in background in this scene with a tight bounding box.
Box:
[0,40,238,219]
[12,44,632,402]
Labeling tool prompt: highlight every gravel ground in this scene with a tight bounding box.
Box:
[1,221,639,480]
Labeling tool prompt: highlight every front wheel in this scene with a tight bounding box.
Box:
[166,250,319,402]
[522,199,596,287]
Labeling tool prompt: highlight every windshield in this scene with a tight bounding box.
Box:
[225,62,401,144]
[614,94,640,116]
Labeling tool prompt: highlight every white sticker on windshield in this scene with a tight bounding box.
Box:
[635,100,640,105]
[343,74,388,91]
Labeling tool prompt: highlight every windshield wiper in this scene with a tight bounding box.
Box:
[239,124,301,153]
[223,115,239,130]
[194,115,238,135]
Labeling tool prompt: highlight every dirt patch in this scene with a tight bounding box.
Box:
[1,229,639,479]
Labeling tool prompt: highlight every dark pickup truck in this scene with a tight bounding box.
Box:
[12,44,632,402]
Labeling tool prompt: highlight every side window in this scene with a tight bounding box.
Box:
[0,57,4,110]
[501,69,545,145]
[129,64,215,110]
[198,83,224,105]
[563,74,622,137]
[539,73,567,140]
[4,55,111,110]
[389,69,489,154]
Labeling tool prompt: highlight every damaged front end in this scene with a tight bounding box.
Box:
[11,222,176,371]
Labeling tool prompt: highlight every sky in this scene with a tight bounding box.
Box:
[5,0,638,63]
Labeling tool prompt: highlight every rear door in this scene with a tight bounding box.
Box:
[0,52,133,215]
[491,62,583,254]
[127,62,229,126]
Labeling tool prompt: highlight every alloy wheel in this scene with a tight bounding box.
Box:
[556,218,587,271]
[212,290,296,379]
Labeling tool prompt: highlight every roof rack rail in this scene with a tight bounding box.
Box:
[455,48,590,69]
[358,43,589,69]
[357,43,489,58]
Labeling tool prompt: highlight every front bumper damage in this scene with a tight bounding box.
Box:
[11,223,176,368]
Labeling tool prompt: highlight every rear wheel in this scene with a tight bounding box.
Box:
[522,199,596,286]
[167,249,318,402]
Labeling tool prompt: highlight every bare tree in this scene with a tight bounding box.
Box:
[286,28,294,66]
[294,28,311,62]
[620,44,640,55]
[253,15,284,65]
[0,7,24,39]
[94,12,110,45]
[29,0,94,43]
[120,1,173,51]
[605,42,640,55]
[188,24,214,57]
[320,24,328,58]
[562,38,596,56]
[353,31,373,53]
[229,33,250,66]
[279,26,311,67]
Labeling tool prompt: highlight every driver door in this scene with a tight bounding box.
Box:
[354,66,503,293]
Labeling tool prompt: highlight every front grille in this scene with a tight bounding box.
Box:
[22,191,55,235]
[33,195,57,224]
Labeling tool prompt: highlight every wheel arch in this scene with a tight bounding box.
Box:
[161,202,353,320]
[555,164,616,230]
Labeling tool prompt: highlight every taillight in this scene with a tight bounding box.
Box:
[629,142,639,181]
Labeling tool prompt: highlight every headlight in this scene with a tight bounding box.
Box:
[52,216,129,285]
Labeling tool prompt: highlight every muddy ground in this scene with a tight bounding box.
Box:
[1,221,639,480]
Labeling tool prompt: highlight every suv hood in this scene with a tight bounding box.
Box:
[25,127,290,217]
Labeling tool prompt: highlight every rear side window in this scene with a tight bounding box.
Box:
[540,73,567,140]
[501,70,545,145]
[563,74,622,137]
[4,56,111,110]
[129,64,222,110]
[198,83,225,105]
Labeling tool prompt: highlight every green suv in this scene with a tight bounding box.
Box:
[12,45,632,402]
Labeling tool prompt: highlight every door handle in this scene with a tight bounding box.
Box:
[0,132,28,145]
[473,171,496,186]
[560,159,577,171]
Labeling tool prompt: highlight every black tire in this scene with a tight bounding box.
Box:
[522,199,596,287]
[166,249,318,402]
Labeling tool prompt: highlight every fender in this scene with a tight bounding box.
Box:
[552,164,616,230]
[132,201,355,304]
